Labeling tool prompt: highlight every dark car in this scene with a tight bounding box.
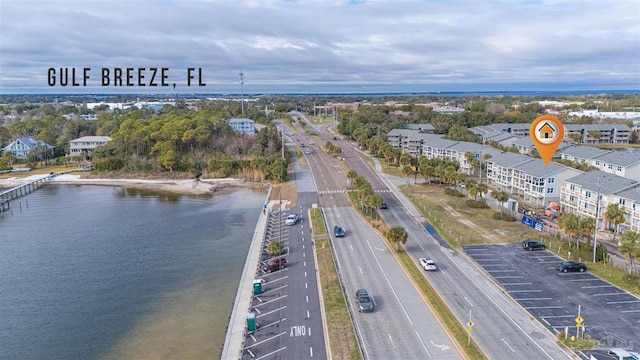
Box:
[334,225,345,238]
[355,289,374,312]
[522,240,546,251]
[261,257,287,273]
[380,202,388,209]
[556,261,587,273]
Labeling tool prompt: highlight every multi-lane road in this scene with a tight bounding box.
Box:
[291,111,574,359]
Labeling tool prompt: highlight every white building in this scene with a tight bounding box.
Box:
[68,136,112,157]
[228,118,255,135]
[1,136,54,159]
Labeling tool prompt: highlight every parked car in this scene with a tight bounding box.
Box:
[556,261,587,273]
[261,257,287,273]
[608,348,640,360]
[285,214,300,226]
[309,141,315,145]
[522,240,546,251]
[305,149,311,155]
[300,143,305,147]
[334,225,345,238]
[380,202,388,209]
[419,258,437,271]
[355,288,374,312]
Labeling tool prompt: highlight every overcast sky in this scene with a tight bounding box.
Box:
[1,0,639,94]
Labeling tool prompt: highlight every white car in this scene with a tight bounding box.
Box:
[305,149,311,155]
[419,258,437,271]
[285,214,300,226]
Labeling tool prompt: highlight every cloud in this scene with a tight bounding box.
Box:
[1,0,638,93]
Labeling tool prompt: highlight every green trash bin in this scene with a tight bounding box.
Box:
[247,312,257,332]
[253,279,263,295]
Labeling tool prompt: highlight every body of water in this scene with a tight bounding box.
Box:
[0,184,265,360]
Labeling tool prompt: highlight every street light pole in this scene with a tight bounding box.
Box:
[592,177,601,263]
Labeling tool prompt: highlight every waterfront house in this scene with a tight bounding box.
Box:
[68,136,112,158]
[1,136,54,159]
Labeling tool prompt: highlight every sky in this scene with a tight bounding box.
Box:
[1,0,639,94]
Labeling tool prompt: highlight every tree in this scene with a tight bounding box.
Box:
[558,214,582,248]
[387,226,408,252]
[476,183,488,201]
[402,165,414,186]
[619,231,640,275]
[492,190,510,214]
[266,240,285,256]
[605,203,626,243]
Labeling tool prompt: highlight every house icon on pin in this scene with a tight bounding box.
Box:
[538,122,555,139]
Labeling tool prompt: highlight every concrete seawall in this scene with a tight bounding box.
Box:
[221,187,272,360]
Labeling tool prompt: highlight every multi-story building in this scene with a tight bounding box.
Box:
[420,137,459,160]
[387,129,417,151]
[557,145,611,164]
[444,143,499,175]
[404,123,436,133]
[614,186,640,233]
[591,151,640,181]
[564,124,631,144]
[485,152,533,193]
[511,161,583,207]
[228,118,255,135]
[560,171,639,230]
[68,136,112,157]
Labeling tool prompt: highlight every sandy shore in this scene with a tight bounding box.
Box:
[0,174,252,195]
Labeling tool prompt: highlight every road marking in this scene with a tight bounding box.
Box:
[430,340,450,351]
[305,282,308,289]
[493,276,523,279]
[303,244,305,249]
[245,332,287,349]
[581,285,614,288]
[501,283,533,285]
[486,269,516,272]
[256,306,288,318]
[541,318,550,326]
[569,278,599,282]
[419,245,425,251]
[253,295,289,308]
[304,261,307,267]
[465,297,474,307]
[307,310,310,318]
[508,290,542,293]
[306,295,309,303]
[621,309,640,313]
[303,252,306,258]
[305,271,307,277]
[350,244,354,251]
[388,334,396,348]
[543,315,574,318]
[310,347,313,357]
[359,266,363,274]
[256,347,286,360]
[501,338,516,352]
[524,306,563,310]
[593,292,627,297]
[514,297,552,301]
[607,300,640,304]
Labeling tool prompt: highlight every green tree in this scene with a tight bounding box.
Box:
[605,203,626,243]
[387,226,408,252]
[619,231,640,275]
[558,214,582,248]
[402,165,414,186]
[266,240,285,256]
[492,190,510,214]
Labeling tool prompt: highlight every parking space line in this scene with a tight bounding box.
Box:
[514,297,552,301]
[580,285,614,289]
[256,306,287,318]
[486,270,515,272]
[256,346,287,360]
[253,295,288,308]
[608,300,640,304]
[593,292,628,297]
[482,264,512,267]
[493,276,523,279]
[621,309,640,313]
[508,290,542,293]
[569,278,600,282]
[245,332,287,349]
[502,283,533,285]
[542,315,574,318]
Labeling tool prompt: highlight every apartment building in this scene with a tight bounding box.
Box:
[387,128,417,150]
[592,151,640,181]
[404,123,436,133]
[420,137,459,160]
[614,186,640,233]
[406,133,442,157]
[228,118,255,135]
[444,143,500,175]
[557,145,611,164]
[485,152,533,193]
[560,171,639,230]
[511,161,583,207]
[512,137,572,157]
[564,124,631,144]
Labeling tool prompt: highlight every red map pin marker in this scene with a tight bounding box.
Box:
[530,115,564,166]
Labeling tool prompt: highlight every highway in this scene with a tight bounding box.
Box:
[295,121,463,359]
[290,111,574,360]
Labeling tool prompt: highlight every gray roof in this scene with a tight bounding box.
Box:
[513,160,580,178]
[592,150,640,167]
[558,145,610,160]
[422,137,458,150]
[405,123,435,131]
[486,132,520,142]
[387,128,418,137]
[513,137,534,147]
[485,151,533,168]
[448,141,487,153]
[616,186,640,203]
[565,171,639,194]
[407,132,442,142]
[228,117,255,124]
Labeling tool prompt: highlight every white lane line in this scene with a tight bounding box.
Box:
[515,297,552,301]
[303,252,306,258]
[350,244,354,251]
[359,266,363,274]
[593,292,628,297]
[465,297,474,307]
[508,290,542,293]
[608,300,640,304]
[621,309,640,313]
[306,295,309,303]
[524,306,563,310]
[502,338,516,352]
[307,310,310,318]
[305,271,307,277]
[304,261,307,267]
[419,245,425,251]
[581,285,614,288]
[310,347,313,357]
[502,283,533,285]
[305,282,308,289]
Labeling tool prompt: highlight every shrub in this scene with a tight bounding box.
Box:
[444,188,464,197]
[492,212,517,221]
[465,200,489,209]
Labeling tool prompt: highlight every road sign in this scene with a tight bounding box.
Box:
[467,320,474,328]
[467,327,473,332]
[575,315,583,324]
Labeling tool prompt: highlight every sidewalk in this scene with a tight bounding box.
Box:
[221,188,272,360]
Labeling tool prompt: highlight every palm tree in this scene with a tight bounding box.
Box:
[492,190,510,214]
[476,183,489,202]
[387,226,408,252]
[619,231,640,275]
[402,165,414,186]
[468,183,480,200]
[605,203,626,243]
[558,214,582,249]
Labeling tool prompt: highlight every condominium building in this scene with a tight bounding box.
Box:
[591,151,640,181]
[68,136,112,157]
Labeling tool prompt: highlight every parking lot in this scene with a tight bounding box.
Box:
[464,243,640,355]
[241,208,326,360]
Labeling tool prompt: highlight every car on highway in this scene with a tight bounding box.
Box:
[304,149,311,155]
[285,214,300,226]
[556,261,587,273]
[380,202,388,209]
[309,141,315,145]
[419,258,437,271]
[300,143,305,147]
[334,225,345,237]
[355,289,374,312]
[522,239,546,251]
[261,257,287,273]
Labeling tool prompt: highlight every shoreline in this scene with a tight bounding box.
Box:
[0,174,259,196]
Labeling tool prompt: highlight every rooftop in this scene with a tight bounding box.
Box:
[558,145,611,160]
[485,151,533,168]
[514,160,581,178]
[593,150,640,167]
[615,185,640,203]
[564,171,639,194]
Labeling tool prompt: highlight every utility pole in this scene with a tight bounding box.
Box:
[592,177,601,263]
[239,68,244,115]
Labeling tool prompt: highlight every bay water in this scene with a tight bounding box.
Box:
[0,184,265,360]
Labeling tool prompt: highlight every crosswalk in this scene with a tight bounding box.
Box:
[317,189,391,194]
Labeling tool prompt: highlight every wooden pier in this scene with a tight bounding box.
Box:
[0,174,55,214]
